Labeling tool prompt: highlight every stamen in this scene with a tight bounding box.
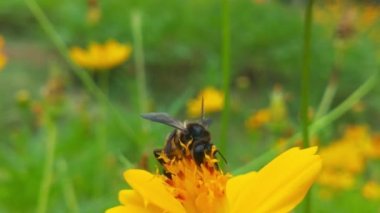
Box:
[159,152,229,213]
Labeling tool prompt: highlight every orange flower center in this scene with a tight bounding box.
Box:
[157,145,229,213]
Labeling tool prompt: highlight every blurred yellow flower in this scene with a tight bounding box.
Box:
[340,125,380,160]
[245,108,271,129]
[245,85,288,130]
[0,36,7,71]
[106,147,321,213]
[320,140,364,174]
[317,125,380,191]
[187,87,224,117]
[70,40,132,71]
[362,181,380,200]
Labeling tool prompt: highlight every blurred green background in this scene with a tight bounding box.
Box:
[0,0,380,212]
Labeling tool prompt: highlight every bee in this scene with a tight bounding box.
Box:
[141,101,225,174]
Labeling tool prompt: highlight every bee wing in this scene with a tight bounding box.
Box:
[141,112,186,131]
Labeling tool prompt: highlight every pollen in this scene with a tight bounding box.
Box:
[160,152,230,213]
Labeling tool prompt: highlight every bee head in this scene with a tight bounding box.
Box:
[180,123,210,143]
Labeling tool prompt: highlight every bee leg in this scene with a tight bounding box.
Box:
[153,149,165,165]
[209,144,220,170]
[153,149,172,179]
[163,170,172,179]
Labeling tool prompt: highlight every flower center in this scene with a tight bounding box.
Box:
[158,145,229,213]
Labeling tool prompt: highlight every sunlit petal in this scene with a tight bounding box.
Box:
[226,171,257,205]
[112,190,160,213]
[124,169,186,213]
[105,205,151,213]
[230,147,322,213]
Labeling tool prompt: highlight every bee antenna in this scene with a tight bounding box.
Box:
[216,150,228,165]
[201,96,205,123]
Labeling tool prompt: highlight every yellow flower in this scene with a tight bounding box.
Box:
[69,40,132,71]
[317,125,378,191]
[106,147,321,213]
[187,87,224,117]
[362,181,380,200]
[0,35,7,71]
[245,108,271,129]
[340,125,380,159]
[319,140,364,174]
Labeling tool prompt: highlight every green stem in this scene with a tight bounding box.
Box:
[301,0,313,149]
[309,72,377,136]
[315,74,337,119]
[25,0,102,98]
[131,10,149,132]
[289,73,377,146]
[25,0,138,142]
[36,117,57,213]
[301,0,314,211]
[57,160,79,213]
[220,0,231,156]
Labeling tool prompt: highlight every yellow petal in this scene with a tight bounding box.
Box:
[118,190,143,206]
[226,171,257,205]
[105,205,149,213]
[229,147,322,213]
[124,169,186,213]
[105,190,158,213]
[105,206,129,213]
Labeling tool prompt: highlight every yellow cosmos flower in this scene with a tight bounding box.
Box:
[187,87,224,117]
[0,35,7,71]
[69,40,132,71]
[106,147,321,213]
